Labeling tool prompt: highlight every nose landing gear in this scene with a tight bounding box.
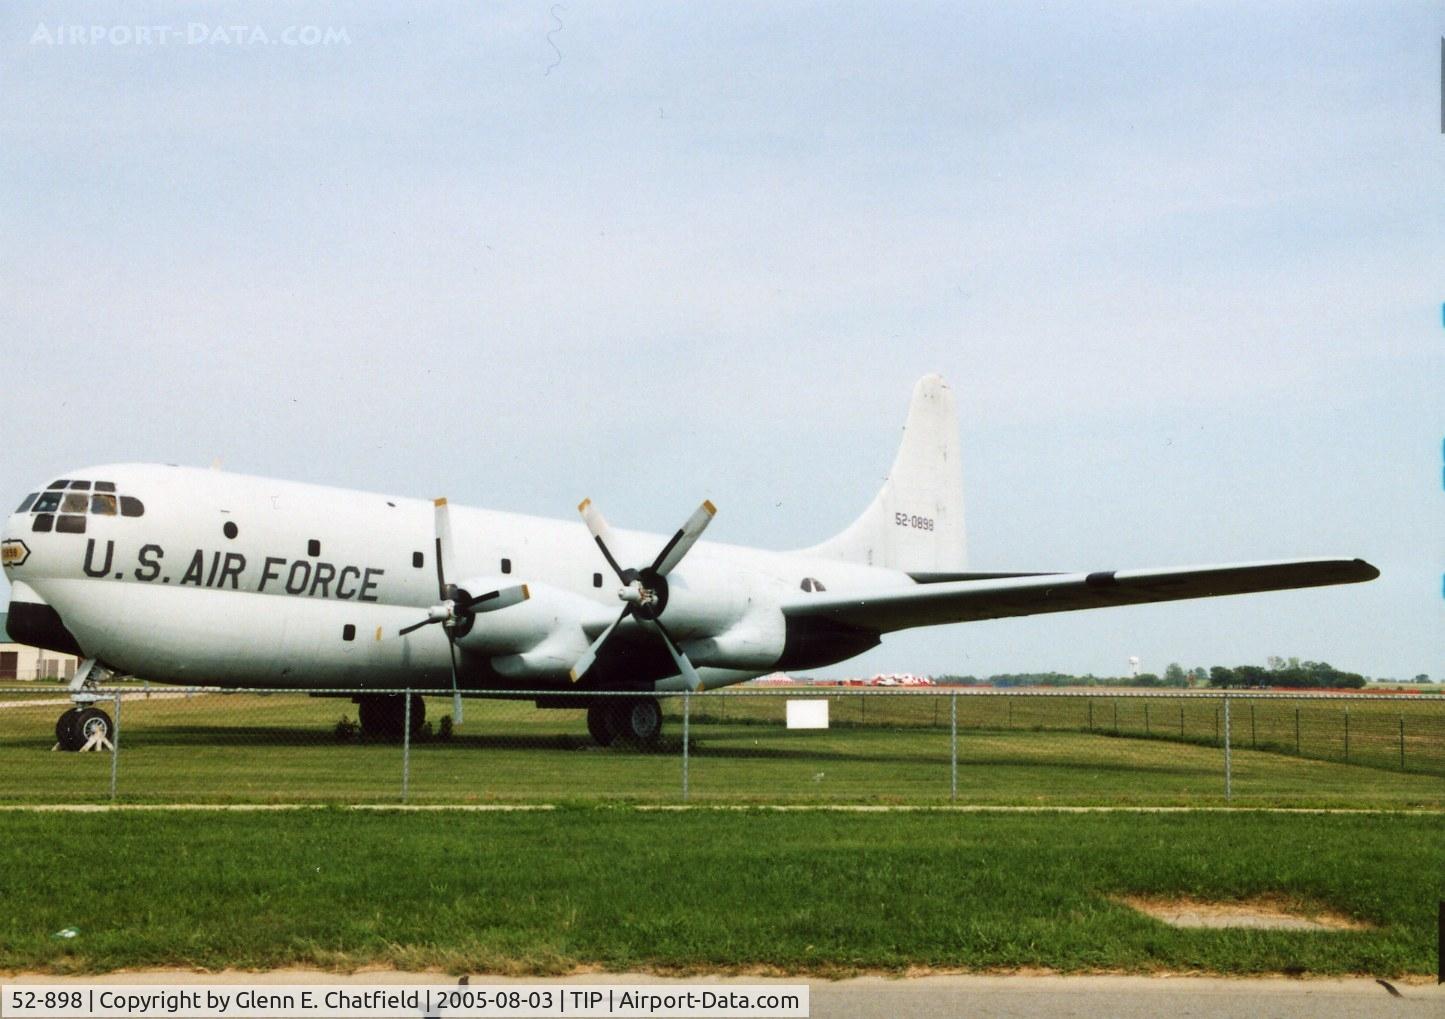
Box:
[52,658,120,752]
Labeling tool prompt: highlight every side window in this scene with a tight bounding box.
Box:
[90,494,118,516]
[32,492,62,513]
[32,514,54,532]
[60,493,88,513]
[56,515,86,534]
[119,497,145,517]
[16,493,37,512]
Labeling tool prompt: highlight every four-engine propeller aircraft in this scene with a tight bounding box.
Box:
[2,375,1377,750]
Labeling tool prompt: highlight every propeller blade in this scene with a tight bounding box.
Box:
[398,618,436,636]
[651,500,716,576]
[463,584,530,613]
[649,617,703,691]
[446,631,464,725]
[433,498,456,601]
[569,605,629,684]
[578,498,627,581]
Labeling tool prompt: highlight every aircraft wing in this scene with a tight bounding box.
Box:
[783,558,1378,634]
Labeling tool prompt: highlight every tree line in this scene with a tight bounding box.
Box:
[934,660,1371,690]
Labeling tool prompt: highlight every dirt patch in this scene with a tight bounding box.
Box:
[1122,895,1370,931]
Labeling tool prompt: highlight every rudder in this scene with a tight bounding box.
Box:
[803,374,966,572]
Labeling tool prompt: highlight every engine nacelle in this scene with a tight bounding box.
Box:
[451,579,598,658]
[684,606,786,671]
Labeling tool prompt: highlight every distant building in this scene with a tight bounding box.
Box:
[0,612,79,681]
[751,672,797,686]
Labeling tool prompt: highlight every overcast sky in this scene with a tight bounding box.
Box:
[2,2,1440,679]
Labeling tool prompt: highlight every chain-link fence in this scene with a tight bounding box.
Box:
[1,686,1441,807]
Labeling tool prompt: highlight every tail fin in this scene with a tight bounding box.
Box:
[803,374,966,572]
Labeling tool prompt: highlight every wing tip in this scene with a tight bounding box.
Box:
[1348,558,1380,582]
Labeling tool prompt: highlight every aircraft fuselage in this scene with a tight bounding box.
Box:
[2,464,901,692]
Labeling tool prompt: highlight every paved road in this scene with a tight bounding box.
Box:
[5,969,1439,1018]
[806,973,1440,1018]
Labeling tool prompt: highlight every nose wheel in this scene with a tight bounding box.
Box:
[54,706,114,752]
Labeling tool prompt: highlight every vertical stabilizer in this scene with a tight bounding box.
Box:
[803,374,966,572]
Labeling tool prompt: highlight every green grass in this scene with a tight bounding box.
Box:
[0,690,1442,807]
[0,808,1439,976]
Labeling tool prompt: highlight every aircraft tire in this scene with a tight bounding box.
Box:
[357,694,425,741]
[613,697,663,748]
[586,702,617,747]
[74,707,113,748]
[56,707,112,751]
[55,708,82,751]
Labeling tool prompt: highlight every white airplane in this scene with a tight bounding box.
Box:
[2,376,1376,750]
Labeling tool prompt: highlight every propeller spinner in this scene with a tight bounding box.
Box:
[570,498,716,690]
[398,498,529,722]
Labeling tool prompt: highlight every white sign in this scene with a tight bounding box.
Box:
[786,699,828,729]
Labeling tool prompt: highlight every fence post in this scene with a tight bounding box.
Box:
[1343,706,1349,763]
[1223,695,1232,803]
[682,692,691,802]
[1398,715,1405,771]
[110,690,121,803]
[401,691,412,804]
[950,692,957,803]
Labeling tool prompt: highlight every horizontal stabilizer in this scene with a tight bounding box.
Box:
[784,558,1379,634]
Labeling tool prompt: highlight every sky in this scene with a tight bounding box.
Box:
[1,2,1440,680]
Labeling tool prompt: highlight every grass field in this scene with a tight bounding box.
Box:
[0,808,1439,977]
[0,689,1441,807]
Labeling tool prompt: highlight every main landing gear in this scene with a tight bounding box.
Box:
[53,658,117,752]
[356,693,426,740]
[586,697,663,748]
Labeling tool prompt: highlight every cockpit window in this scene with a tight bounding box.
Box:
[800,577,827,592]
[90,494,118,516]
[60,493,88,514]
[120,496,145,517]
[32,492,62,513]
[68,480,91,491]
[56,515,86,534]
[16,493,37,513]
[94,481,116,493]
[46,480,69,490]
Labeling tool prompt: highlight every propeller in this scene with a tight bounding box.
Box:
[570,498,715,690]
[398,497,530,723]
